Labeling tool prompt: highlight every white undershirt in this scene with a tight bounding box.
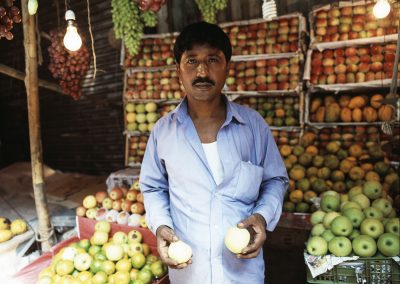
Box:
[202,141,224,185]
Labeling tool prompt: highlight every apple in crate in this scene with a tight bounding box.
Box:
[95,220,111,233]
[102,197,113,210]
[105,244,125,261]
[328,236,352,257]
[74,252,92,271]
[95,208,108,221]
[352,235,377,257]
[109,187,124,200]
[113,231,128,244]
[385,218,400,236]
[117,211,130,225]
[95,191,108,204]
[128,214,142,227]
[224,226,250,254]
[128,229,143,243]
[377,233,399,257]
[76,206,87,217]
[85,208,98,219]
[83,195,97,209]
[360,218,384,239]
[307,236,328,256]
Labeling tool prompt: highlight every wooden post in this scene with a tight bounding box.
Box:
[21,0,54,252]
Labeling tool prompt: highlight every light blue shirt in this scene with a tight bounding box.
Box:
[140,96,288,284]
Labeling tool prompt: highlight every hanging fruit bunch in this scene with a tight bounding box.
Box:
[0,0,21,40]
[111,0,158,56]
[47,29,90,100]
[139,0,167,12]
[196,0,228,23]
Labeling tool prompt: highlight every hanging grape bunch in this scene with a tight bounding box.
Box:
[196,0,228,23]
[139,0,167,12]
[111,0,157,56]
[47,29,90,100]
[0,0,21,40]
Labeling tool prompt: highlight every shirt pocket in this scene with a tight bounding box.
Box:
[233,161,263,204]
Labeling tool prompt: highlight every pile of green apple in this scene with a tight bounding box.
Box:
[306,181,399,258]
[76,179,147,228]
[37,221,167,284]
[125,102,159,133]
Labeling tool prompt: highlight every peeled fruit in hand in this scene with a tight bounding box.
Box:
[224,226,251,254]
[0,217,11,230]
[168,240,192,264]
[0,229,13,243]
[10,219,27,235]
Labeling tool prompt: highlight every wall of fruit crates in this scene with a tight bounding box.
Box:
[121,0,399,221]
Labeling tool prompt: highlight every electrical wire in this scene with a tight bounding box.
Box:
[86,0,97,79]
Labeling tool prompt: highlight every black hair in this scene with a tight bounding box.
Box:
[173,21,232,64]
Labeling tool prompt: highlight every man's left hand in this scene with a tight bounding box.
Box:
[236,213,267,259]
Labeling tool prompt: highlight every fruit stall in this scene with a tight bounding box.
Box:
[0,0,399,284]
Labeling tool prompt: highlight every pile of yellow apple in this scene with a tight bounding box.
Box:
[37,221,167,284]
[306,183,399,258]
[76,179,147,228]
[0,217,28,243]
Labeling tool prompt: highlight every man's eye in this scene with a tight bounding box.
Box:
[209,58,218,63]
[187,58,197,64]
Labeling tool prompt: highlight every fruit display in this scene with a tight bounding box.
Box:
[306,187,399,258]
[36,221,167,284]
[0,217,28,243]
[125,101,160,133]
[310,1,400,45]
[195,0,228,24]
[111,0,158,57]
[282,127,399,214]
[308,93,394,123]
[124,35,176,68]
[76,181,147,228]
[127,135,149,166]
[221,14,304,55]
[47,29,90,100]
[159,103,178,117]
[0,0,21,40]
[235,96,301,127]
[226,57,302,92]
[309,43,399,86]
[124,69,184,101]
[271,130,301,146]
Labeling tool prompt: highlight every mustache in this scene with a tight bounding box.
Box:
[192,77,215,86]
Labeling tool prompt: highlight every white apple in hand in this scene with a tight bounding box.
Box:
[328,236,352,257]
[360,218,384,239]
[377,233,399,257]
[352,235,377,257]
[224,227,251,254]
[306,236,328,256]
[74,252,92,271]
[168,240,192,264]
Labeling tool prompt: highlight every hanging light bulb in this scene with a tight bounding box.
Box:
[63,10,82,51]
[373,0,391,19]
[262,0,277,20]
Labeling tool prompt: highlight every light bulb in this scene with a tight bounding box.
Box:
[63,22,82,51]
[373,0,391,19]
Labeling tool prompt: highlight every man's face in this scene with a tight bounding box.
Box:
[176,44,229,102]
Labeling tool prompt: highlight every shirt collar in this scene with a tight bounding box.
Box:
[171,95,246,125]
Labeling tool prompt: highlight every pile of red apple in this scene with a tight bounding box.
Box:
[138,0,167,12]
[124,36,176,68]
[36,222,167,283]
[76,180,147,228]
[124,69,184,100]
[312,2,400,43]
[226,57,301,91]
[235,96,300,127]
[310,43,399,85]
[306,185,399,258]
[127,135,149,166]
[271,130,300,146]
[222,15,301,55]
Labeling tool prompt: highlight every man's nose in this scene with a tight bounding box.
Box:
[196,62,208,77]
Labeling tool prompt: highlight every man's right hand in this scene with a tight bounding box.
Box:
[156,225,192,269]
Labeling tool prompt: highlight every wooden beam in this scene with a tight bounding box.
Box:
[0,63,65,95]
[21,0,55,252]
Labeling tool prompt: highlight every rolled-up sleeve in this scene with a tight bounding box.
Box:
[139,128,174,235]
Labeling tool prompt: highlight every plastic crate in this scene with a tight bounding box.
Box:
[307,257,400,284]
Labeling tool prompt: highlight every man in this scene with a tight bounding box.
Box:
[140,21,288,284]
